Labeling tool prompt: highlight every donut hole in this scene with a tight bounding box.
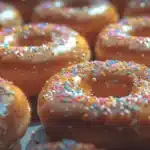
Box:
[131,27,150,37]
[82,75,133,98]
[17,35,51,46]
[66,0,92,8]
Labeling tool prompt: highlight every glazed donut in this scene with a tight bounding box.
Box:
[0,2,22,28]
[38,60,150,148]
[124,0,150,17]
[95,16,150,67]
[32,0,118,47]
[0,23,90,96]
[0,77,30,149]
[31,139,98,150]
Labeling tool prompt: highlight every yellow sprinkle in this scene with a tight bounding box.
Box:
[109,96,114,101]
[101,71,105,76]
[90,98,96,104]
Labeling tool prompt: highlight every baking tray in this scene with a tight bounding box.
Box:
[21,124,44,150]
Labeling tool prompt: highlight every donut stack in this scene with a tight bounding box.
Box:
[0,0,150,149]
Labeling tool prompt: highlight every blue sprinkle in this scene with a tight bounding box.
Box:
[37,23,48,28]
[0,103,7,116]
[4,42,9,48]
[107,60,118,65]
[71,68,78,76]
[116,98,121,102]
[62,139,77,147]
[3,28,12,33]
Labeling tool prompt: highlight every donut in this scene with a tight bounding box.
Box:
[124,0,150,17]
[38,60,150,148]
[32,0,119,47]
[0,2,22,28]
[0,77,30,149]
[0,23,90,96]
[31,139,98,150]
[95,16,150,67]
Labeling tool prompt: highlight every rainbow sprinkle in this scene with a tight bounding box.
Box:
[42,60,150,127]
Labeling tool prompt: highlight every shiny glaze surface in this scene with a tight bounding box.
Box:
[32,0,118,47]
[95,17,150,66]
[33,0,111,22]
[0,77,30,149]
[0,23,90,96]
[38,60,150,148]
[0,23,90,64]
[38,60,150,125]
[0,2,22,28]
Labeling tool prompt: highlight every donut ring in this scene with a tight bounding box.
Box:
[124,0,150,17]
[0,23,91,96]
[0,77,30,149]
[32,0,118,47]
[0,2,22,28]
[38,60,150,148]
[95,16,150,67]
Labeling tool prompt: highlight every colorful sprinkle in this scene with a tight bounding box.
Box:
[42,60,150,126]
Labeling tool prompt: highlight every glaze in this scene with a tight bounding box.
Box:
[0,2,22,28]
[0,23,90,96]
[0,23,89,63]
[0,77,30,149]
[38,60,150,148]
[32,0,118,47]
[95,17,150,66]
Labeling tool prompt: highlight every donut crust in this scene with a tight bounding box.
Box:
[32,0,118,47]
[0,23,91,96]
[38,60,150,148]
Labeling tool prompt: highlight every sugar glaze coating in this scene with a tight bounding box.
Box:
[0,23,90,96]
[38,60,150,148]
[0,77,30,149]
[0,2,22,28]
[32,0,118,47]
[95,17,150,67]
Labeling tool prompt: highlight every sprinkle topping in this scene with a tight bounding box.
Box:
[0,83,15,117]
[99,17,150,51]
[34,0,110,21]
[32,139,97,150]
[0,23,87,63]
[41,60,150,124]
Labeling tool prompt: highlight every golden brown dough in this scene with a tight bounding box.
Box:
[0,77,30,149]
[5,0,38,22]
[38,60,150,148]
[32,0,118,47]
[0,23,91,96]
[0,1,22,28]
[95,16,150,67]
